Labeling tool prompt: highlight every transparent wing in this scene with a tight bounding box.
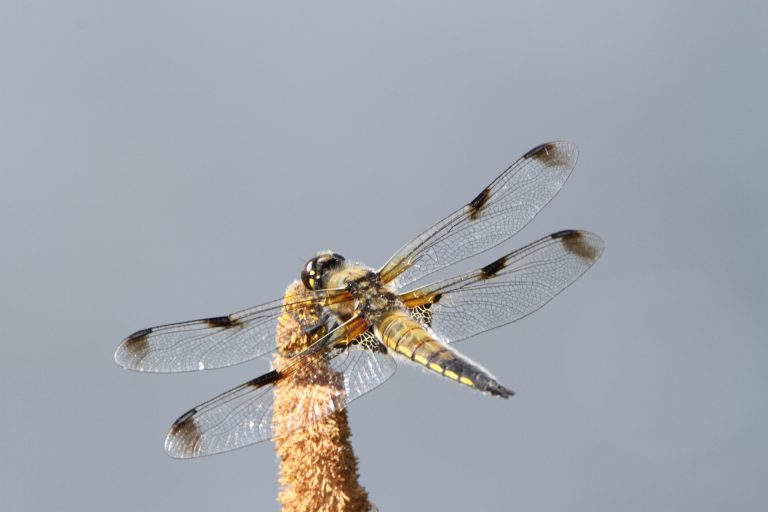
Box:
[164,322,396,458]
[114,289,350,373]
[378,142,579,288]
[400,230,604,344]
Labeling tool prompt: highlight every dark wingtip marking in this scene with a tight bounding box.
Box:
[432,292,443,304]
[171,408,197,429]
[552,230,601,261]
[551,229,578,239]
[248,370,281,388]
[166,407,202,458]
[523,142,557,159]
[523,142,572,166]
[205,315,237,328]
[480,255,507,279]
[120,328,151,363]
[468,187,491,220]
[127,327,152,341]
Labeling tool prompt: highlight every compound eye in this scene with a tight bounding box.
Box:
[300,253,346,290]
[301,258,319,290]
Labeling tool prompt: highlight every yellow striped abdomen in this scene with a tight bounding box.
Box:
[374,311,513,398]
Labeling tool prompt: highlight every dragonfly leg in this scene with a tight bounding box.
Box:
[301,310,334,338]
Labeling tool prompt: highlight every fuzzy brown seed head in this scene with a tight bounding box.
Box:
[273,281,375,512]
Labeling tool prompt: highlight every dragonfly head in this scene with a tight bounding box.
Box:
[301,252,346,290]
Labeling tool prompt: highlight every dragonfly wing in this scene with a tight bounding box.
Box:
[378,142,579,288]
[164,321,396,458]
[400,230,604,343]
[114,289,349,372]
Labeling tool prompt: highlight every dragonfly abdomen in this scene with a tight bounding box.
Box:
[375,312,513,398]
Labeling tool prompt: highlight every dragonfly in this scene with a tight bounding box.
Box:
[114,141,603,458]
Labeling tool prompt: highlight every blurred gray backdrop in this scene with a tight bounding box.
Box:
[1,1,766,511]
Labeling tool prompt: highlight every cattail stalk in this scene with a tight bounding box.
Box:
[273,281,375,511]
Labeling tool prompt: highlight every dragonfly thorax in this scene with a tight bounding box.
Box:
[316,259,402,323]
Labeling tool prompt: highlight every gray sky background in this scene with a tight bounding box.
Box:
[1,1,766,511]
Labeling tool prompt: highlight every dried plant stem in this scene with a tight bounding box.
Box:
[273,281,375,512]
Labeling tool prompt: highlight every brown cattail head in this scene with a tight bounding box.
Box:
[273,281,375,512]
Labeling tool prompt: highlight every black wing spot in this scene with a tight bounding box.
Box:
[524,142,556,159]
[127,328,152,341]
[524,142,571,167]
[248,370,281,388]
[551,229,578,239]
[552,230,600,261]
[204,316,237,328]
[172,407,197,428]
[480,255,507,279]
[468,187,491,220]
